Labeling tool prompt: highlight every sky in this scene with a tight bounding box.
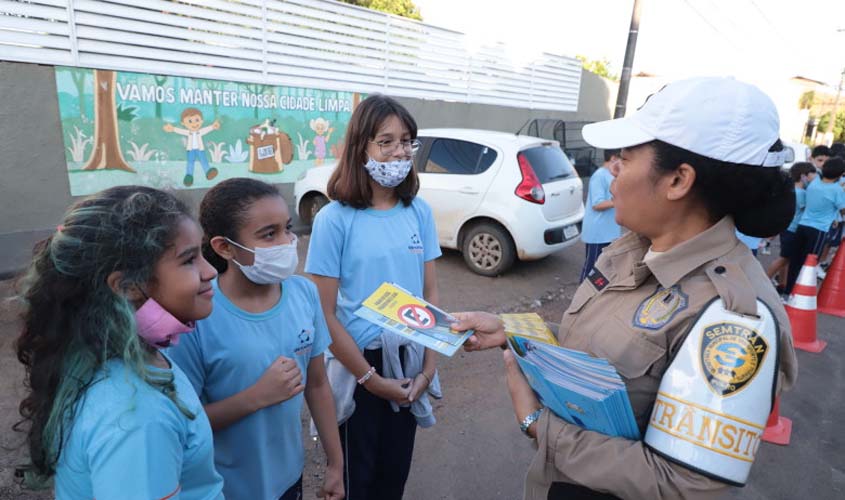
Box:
[414,0,845,89]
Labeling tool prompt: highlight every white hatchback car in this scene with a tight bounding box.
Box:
[294,128,585,276]
[782,140,810,171]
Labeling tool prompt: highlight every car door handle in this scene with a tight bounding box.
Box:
[458,187,479,194]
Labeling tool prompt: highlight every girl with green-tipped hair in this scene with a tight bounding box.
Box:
[15,186,224,500]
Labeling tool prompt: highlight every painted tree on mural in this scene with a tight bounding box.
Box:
[83,70,135,172]
[154,74,168,118]
[71,69,87,117]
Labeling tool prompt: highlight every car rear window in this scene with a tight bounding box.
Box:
[424,138,498,175]
[519,145,576,183]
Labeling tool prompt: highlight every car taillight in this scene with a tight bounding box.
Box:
[516,152,545,204]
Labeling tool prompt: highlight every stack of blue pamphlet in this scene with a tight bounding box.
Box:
[508,336,640,440]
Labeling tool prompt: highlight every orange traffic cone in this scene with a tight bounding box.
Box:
[819,244,845,317]
[761,397,792,446]
[785,254,827,353]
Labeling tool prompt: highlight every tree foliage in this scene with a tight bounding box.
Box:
[798,91,816,110]
[576,55,618,81]
[339,0,423,21]
[817,110,845,142]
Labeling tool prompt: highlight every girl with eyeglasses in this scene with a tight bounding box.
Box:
[305,94,442,500]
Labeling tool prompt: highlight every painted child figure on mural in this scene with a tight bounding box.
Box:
[163,108,221,186]
[311,117,335,166]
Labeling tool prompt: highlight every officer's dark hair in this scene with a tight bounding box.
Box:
[822,157,845,180]
[649,140,794,238]
[789,162,816,183]
[603,149,620,162]
[811,145,831,158]
[830,143,845,159]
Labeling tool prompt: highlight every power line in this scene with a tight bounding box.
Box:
[678,0,742,51]
[747,0,786,40]
[683,0,806,76]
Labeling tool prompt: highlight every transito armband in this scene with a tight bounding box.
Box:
[644,298,779,486]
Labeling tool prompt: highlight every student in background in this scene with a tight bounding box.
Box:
[579,149,622,281]
[766,162,817,294]
[735,231,762,256]
[786,157,845,294]
[811,145,831,172]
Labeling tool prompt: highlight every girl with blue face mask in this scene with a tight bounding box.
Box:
[16,186,223,500]
[167,178,344,500]
[306,94,442,499]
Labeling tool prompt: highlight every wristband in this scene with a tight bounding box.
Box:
[519,408,544,437]
[420,371,433,385]
[357,366,376,385]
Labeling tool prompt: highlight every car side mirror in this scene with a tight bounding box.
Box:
[784,147,795,163]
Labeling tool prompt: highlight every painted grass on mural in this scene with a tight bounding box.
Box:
[66,160,316,196]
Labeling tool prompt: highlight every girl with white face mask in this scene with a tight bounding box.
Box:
[167,178,344,500]
[306,94,442,500]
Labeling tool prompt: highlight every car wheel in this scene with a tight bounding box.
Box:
[300,193,329,225]
[461,222,516,276]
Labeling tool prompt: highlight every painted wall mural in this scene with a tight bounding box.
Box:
[55,67,361,195]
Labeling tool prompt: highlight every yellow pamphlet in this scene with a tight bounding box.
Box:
[500,312,559,346]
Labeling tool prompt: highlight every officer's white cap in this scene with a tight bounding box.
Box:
[582,77,784,167]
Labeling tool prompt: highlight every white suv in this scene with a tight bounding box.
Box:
[294,128,585,276]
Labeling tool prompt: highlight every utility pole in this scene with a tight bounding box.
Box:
[827,29,845,145]
[614,0,643,118]
[825,68,844,145]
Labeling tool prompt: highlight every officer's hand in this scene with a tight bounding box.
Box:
[503,349,542,439]
[452,311,506,351]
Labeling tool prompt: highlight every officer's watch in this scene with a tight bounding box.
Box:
[519,408,544,437]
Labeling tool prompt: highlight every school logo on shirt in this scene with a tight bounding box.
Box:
[700,322,769,397]
[633,285,688,330]
[294,328,313,357]
[408,233,424,254]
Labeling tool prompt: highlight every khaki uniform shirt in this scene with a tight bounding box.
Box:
[524,217,798,500]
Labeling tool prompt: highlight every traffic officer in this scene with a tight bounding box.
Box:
[454,77,799,500]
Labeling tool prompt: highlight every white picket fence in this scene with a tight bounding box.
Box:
[0,0,581,111]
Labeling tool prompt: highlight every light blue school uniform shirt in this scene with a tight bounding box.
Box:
[799,177,845,232]
[305,198,441,349]
[787,187,806,233]
[735,230,762,252]
[55,355,223,500]
[581,166,621,244]
[167,275,331,500]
